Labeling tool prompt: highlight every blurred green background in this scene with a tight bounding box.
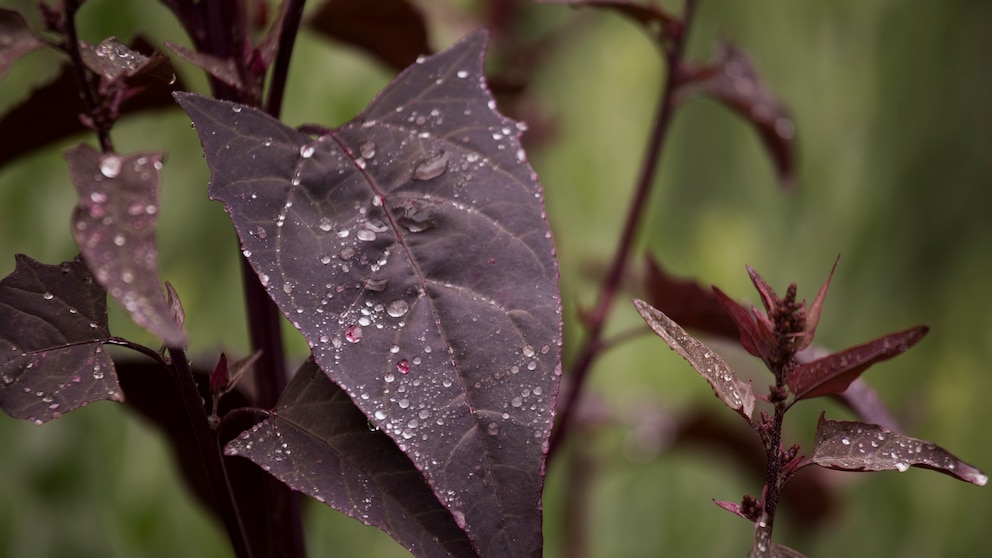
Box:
[1,0,990,556]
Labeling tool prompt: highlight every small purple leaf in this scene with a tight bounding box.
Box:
[745,264,779,315]
[80,37,175,84]
[786,326,928,402]
[166,42,243,91]
[180,30,560,558]
[633,299,755,420]
[0,8,46,78]
[797,256,839,350]
[681,43,797,189]
[307,0,431,72]
[809,414,987,486]
[0,255,120,424]
[712,286,775,364]
[713,499,749,520]
[644,255,739,340]
[66,144,186,347]
[226,359,476,558]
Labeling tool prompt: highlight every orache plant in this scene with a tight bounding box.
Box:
[634,260,987,556]
[0,1,986,557]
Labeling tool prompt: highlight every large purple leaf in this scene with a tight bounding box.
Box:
[633,299,755,421]
[66,144,186,347]
[178,30,561,557]
[786,326,928,403]
[808,414,987,486]
[0,7,46,78]
[0,255,120,424]
[227,359,475,557]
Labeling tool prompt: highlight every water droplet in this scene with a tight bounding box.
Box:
[365,277,388,291]
[255,226,267,239]
[895,462,910,472]
[457,70,469,79]
[374,410,386,420]
[412,151,449,181]
[360,141,376,159]
[397,359,410,374]
[283,282,294,294]
[100,155,122,178]
[386,299,409,318]
[232,105,242,113]
[487,422,499,436]
[318,217,333,232]
[113,234,126,246]
[42,292,54,300]
[511,396,523,408]
[522,344,535,357]
[320,255,331,264]
[356,229,376,242]
[345,324,363,343]
[841,437,851,446]
[338,247,355,260]
[300,145,315,158]
[398,398,410,409]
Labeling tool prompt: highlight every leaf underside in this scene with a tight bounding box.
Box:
[0,255,120,424]
[65,144,186,347]
[181,30,561,557]
[227,360,476,557]
[633,298,755,420]
[810,414,987,486]
[0,7,46,78]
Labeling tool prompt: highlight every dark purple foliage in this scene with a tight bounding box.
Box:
[65,144,186,347]
[0,7,45,77]
[0,255,120,424]
[307,0,431,72]
[787,326,929,403]
[178,30,561,557]
[633,298,755,420]
[808,414,987,486]
[227,359,476,557]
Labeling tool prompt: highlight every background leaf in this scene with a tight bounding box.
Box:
[226,359,476,558]
[179,30,561,557]
[809,414,987,486]
[66,144,186,347]
[0,255,120,424]
[633,299,755,421]
[306,0,431,72]
[0,7,46,78]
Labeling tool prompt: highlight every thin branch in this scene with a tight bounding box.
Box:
[264,0,307,118]
[61,0,113,152]
[549,0,698,458]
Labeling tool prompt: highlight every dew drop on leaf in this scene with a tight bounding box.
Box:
[356,229,376,242]
[360,141,376,159]
[412,151,449,181]
[397,359,410,374]
[386,299,409,318]
[345,324,363,343]
[100,155,122,178]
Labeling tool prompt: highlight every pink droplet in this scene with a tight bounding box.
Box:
[396,359,410,374]
[345,325,363,343]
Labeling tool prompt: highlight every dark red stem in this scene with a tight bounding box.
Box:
[549,0,697,457]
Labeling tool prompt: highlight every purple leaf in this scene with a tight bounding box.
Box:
[633,299,755,421]
[680,43,797,189]
[178,30,561,558]
[786,326,928,403]
[80,37,176,84]
[713,499,749,520]
[166,42,244,91]
[0,7,46,78]
[65,144,186,347]
[226,359,476,557]
[797,256,838,350]
[712,286,775,363]
[809,414,987,486]
[307,0,431,72]
[643,255,739,340]
[0,255,120,424]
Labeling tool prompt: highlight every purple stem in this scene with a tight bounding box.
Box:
[549,0,697,457]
